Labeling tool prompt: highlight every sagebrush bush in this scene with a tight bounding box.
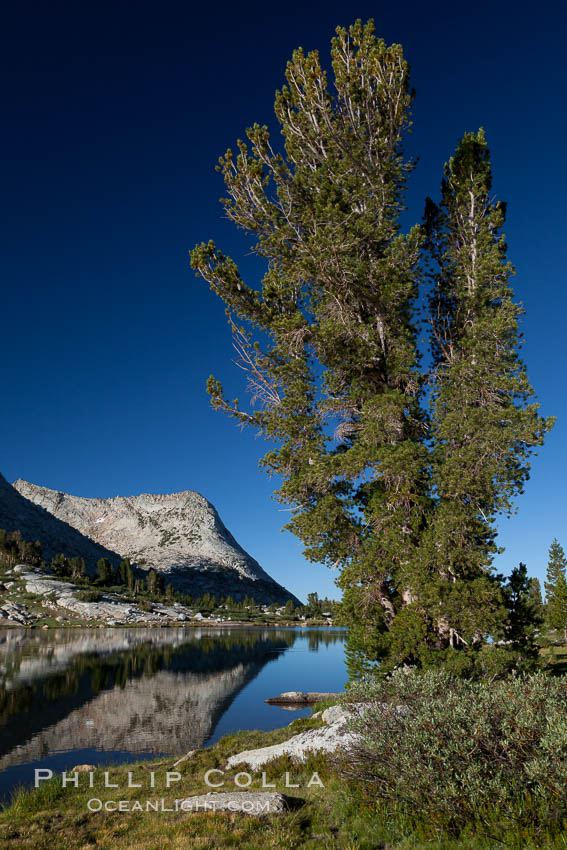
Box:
[341,670,567,834]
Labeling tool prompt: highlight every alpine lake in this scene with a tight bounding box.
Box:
[0,626,347,804]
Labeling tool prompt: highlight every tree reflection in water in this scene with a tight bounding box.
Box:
[0,627,345,773]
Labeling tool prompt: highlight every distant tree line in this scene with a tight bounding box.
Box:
[51,553,168,598]
[172,590,339,620]
[0,531,167,599]
[4,528,566,640]
[0,529,340,619]
[0,529,42,568]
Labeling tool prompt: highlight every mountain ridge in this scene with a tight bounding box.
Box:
[0,473,122,567]
[9,477,301,605]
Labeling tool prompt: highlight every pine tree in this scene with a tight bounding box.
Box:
[284,599,296,617]
[192,20,426,670]
[20,540,42,567]
[118,558,135,588]
[528,577,545,626]
[415,130,553,671]
[192,22,552,675]
[502,564,540,664]
[545,539,567,640]
[306,592,323,617]
[147,568,158,595]
[51,553,71,577]
[96,558,114,586]
[69,556,86,580]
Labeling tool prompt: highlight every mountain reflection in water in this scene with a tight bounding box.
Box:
[0,627,347,779]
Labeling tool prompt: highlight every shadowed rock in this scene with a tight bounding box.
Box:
[0,473,121,567]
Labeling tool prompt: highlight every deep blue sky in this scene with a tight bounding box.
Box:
[1,0,565,602]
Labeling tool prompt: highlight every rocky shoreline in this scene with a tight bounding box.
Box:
[0,565,333,630]
[61,698,352,819]
[0,565,195,627]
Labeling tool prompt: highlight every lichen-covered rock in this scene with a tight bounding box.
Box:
[321,704,347,725]
[178,792,289,815]
[227,705,356,769]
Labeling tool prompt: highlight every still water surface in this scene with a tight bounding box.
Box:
[0,626,347,801]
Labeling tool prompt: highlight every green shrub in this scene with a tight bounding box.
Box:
[342,669,567,835]
[75,589,103,603]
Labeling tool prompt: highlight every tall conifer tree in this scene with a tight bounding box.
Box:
[192,20,427,671]
[418,130,553,670]
[501,563,540,665]
[528,577,545,626]
[192,24,553,674]
[545,539,567,640]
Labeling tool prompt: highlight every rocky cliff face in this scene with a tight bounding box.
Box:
[0,473,121,566]
[10,478,300,605]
